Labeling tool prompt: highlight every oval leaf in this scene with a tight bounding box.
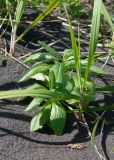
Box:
[30,103,52,131]
[25,97,44,112]
[50,102,66,135]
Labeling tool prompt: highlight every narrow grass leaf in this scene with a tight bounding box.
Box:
[91,119,100,145]
[39,41,62,60]
[101,2,114,32]
[0,88,63,100]
[90,65,108,75]
[96,86,114,92]
[49,70,56,90]
[72,105,114,113]
[16,0,60,42]
[85,0,102,81]
[14,0,24,30]
[63,3,81,89]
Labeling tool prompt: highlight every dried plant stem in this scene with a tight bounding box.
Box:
[81,113,106,160]
[0,48,29,69]
[101,50,111,68]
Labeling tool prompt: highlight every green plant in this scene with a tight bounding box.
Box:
[16,0,60,42]
[0,0,60,56]
[0,0,114,137]
[0,0,90,57]
[66,0,85,18]
[6,0,25,56]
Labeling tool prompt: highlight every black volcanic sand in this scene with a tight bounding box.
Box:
[0,6,114,160]
[0,61,114,160]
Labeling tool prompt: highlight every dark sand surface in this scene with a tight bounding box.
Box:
[0,60,114,160]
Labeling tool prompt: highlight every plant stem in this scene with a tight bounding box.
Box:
[9,29,16,56]
[82,113,106,160]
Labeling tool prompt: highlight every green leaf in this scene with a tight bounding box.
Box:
[16,0,60,42]
[64,77,74,92]
[85,0,102,81]
[72,77,95,102]
[51,63,64,85]
[30,102,52,131]
[65,58,108,75]
[73,105,114,113]
[19,63,50,82]
[31,73,48,81]
[32,61,47,68]
[23,54,55,64]
[50,102,66,135]
[15,0,24,28]
[66,99,79,105]
[25,97,44,111]
[17,83,45,101]
[91,119,100,145]
[96,86,114,92]
[71,76,82,97]
[90,65,108,75]
[49,69,56,90]
[101,2,114,32]
[85,80,96,100]
[64,3,82,89]
[39,41,62,60]
[63,49,74,62]
[71,87,82,98]
[50,63,75,99]
[0,88,64,100]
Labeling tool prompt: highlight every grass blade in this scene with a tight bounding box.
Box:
[101,2,114,32]
[85,0,102,81]
[39,41,62,60]
[91,119,100,144]
[96,86,114,92]
[72,105,114,113]
[16,0,60,42]
[63,3,82,89]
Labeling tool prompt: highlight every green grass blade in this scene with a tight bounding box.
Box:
[0,87,75,100]
[49,70,56,90]
[63,3,82,89]
[16,0,60,42]
[96,86,114,92]
[39,41,62,60]
[91,119,100,144]
[0,88,64,99]
[15,0,24,26]
[101,2,114,32]
[90,65,108,75]
[85,0,102,81]
[72,105,114,113]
